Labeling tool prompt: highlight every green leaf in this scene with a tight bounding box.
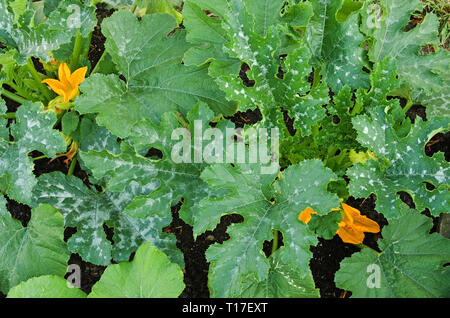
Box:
[135,0,183,24]
[0,0,70,64]
[46,0,97,38]
[184,0,327,137]
[364,0,450,101]
[32,172,183,267]
[199,160,340,297]
[0,102,66,204]
[242,252,319,298]
[335,211,450,297]
[7,275,87,298]
[0,200,70,294]
[88,242,185,298]
[348,105,449,219]
[75,10,235,138]
[306,0,369,91]
[307,211,340,240]
[182,0,240,77]
[61,110,80,136]
[79,102,216,227]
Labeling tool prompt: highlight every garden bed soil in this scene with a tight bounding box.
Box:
[1,3,448,299]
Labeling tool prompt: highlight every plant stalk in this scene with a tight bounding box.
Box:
[26,57,51,101]
[67,155,77,176]
[271,229,279,255]
[1,88,28,104]
[70,30,84,70]
[90,50,107,75]
[8,82,34,100]
[1,112,16,119]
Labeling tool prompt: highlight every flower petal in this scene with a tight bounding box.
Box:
[298,208,317,224]
[66,87,79,102]
[353,216,380,233]
[341,203,380,233]
[69,66,88,87]
[337,225,365,244]
[58,63,71,87]
[42,79,66,96]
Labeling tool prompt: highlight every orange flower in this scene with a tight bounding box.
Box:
[298,208,317,224]
[336,203,380,244]
[42,63,87,102]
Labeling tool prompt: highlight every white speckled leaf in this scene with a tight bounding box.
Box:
[365,0,450,102]
[242,252,319,298]
[32,172,183,267]
[335,211,450,297]
[0,200,70,294]
[348,106,449,219]
[306,0,369,92]
[0,102,66,204]
[200,160,339,297]
[0,0,79,64]
[75,10,235,138]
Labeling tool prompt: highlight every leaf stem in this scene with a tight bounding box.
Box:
[70,30,84,70]
[357,243,381,255]
[32,155,48,161]
[82,31,93,61]
[67,155,77,176]
[402,100,413,114]
[90,50,106,75]
[26,57,51,101]
[1,88,27,104]
[1,112,16,119]
[130,1,138,14]
[7,82,34,100]
[271,229,279,255]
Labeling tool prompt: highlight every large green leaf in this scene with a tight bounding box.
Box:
[306,0,369,92]
[0,0,96,64]
[335,211,450,297]
[363,0,450,103]
[0,200,70,294]
[32,172,183,267]
[7,275,87,298]
[75,10,235,138]
[89,242,185,298]
[79,102,233,228]
[348,105,449,219]
[184,0,327,137]
[199,160,340,297]
[0,0,66,64]
[0,102,66,204]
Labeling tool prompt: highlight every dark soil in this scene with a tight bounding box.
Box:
[88,3,115,71]
[1,5,449,300]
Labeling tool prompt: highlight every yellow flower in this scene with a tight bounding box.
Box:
[298,208,317,224]
[42,63,87,102]
[298,204,380,245]
[336,203,380,245]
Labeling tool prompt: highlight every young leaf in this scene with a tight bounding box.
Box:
[7,275,87,298]
[88,242,185,298]
[0,102,66,204]
[0,200,70,294]
[335,211,450,297]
